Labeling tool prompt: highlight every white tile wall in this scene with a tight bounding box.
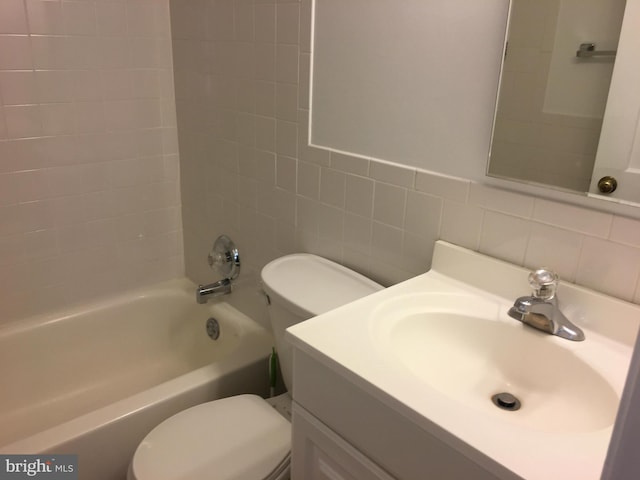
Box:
[171,0,640,325]
[0,0,183,324]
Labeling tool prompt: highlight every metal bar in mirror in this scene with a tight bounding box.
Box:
[576,43,617,59]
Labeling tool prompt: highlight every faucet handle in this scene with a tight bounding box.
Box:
[207,235,240,281]
[528,268,558,300]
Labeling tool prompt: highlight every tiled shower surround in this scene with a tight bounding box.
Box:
[1,0,640,325]
[0,0,182,323]
[172,0,640,321]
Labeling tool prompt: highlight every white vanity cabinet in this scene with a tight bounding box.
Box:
[291,404,394,480]
[290,348,511,480]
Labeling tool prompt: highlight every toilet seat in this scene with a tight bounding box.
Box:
[129,395,291,480]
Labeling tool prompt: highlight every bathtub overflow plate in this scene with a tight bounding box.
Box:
[206,317,220,340]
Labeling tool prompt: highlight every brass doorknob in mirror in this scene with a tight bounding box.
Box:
[597,176,618,194]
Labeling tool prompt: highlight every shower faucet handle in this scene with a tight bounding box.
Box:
[207,234,240,281]
[528,268,558,300]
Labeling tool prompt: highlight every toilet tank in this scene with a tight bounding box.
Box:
[261,254,383,390]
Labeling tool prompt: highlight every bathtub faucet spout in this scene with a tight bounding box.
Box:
[196,278,232,304]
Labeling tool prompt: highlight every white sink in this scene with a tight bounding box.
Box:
[286,241,640,480]
[372,292,618,434]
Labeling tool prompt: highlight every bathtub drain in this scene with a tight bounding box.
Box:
[206,317,220,340]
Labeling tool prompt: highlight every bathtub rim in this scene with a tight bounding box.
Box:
[0,341,272,454]
[0,277,275,453]
[0,278,207,336]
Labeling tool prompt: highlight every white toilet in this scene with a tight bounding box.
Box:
[128,253,383,480]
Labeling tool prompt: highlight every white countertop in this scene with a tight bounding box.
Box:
[286,241,640,480]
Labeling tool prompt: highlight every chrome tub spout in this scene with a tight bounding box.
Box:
[196,278,232,304]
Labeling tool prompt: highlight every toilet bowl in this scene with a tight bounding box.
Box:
[128,254,383,480]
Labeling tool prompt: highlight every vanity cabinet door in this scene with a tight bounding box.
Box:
[291,403,396,480]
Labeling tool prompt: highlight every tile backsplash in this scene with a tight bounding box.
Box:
[0,0,183,323]
[172,0,640,326]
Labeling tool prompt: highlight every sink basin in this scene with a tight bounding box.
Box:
[372,293,619,434]
[286,241,640,480]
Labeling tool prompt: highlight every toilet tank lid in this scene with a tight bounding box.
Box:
[261,254,383,317]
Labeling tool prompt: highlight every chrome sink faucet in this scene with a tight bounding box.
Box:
[508,268,585,341]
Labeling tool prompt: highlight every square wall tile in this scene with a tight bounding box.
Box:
[331,151,369,176]
[469,183,534,218]
[40,103,75,136]
[404,190,442,238]
[129,70,162,100]
[296,195,319,234]
[276,82,298,121]
[344,212,372,253]
[576,237,640,301]
[26,0,65,35]
[0,72,38,105]
[373,182,406,228]
[299,143,330,166]
[36,70,75,103]
[0,35,33,70]
[371,221,405,268]
[300,0,312,52]
[345,174,374,217]
[63,1,97,36]
[479,211,530,265]
[126,2,157,36]
[256,116,276,152]
[0,172,20,206]
[0,109,7,139]
[255,4,276,43]
[533,198,612,238]
[255,81,275,116]
[234,2,254,42]
[610,216,640,248]
[403,232,434,274]
[415,170,469,202]
[297,160,319,199]
[524,223,583,282]
[276,155,297,192]
[255,43,275,81]
[0,0,28,34]
[276,120,297,157]
[441,200,484,250]
[276,44,298,84]
[317,203,344,242]
[4,105,42,138]
[276,3,299,45]
[96,2,127,36]
[319,167,346,208]
[369,161,415,188]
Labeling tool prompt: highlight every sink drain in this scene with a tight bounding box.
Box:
[491,392,521,411]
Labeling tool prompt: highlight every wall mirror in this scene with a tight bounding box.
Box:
[310,0,510,180]
[488,0,640,206]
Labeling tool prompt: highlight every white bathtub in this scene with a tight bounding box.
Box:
[0,278,274,480]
